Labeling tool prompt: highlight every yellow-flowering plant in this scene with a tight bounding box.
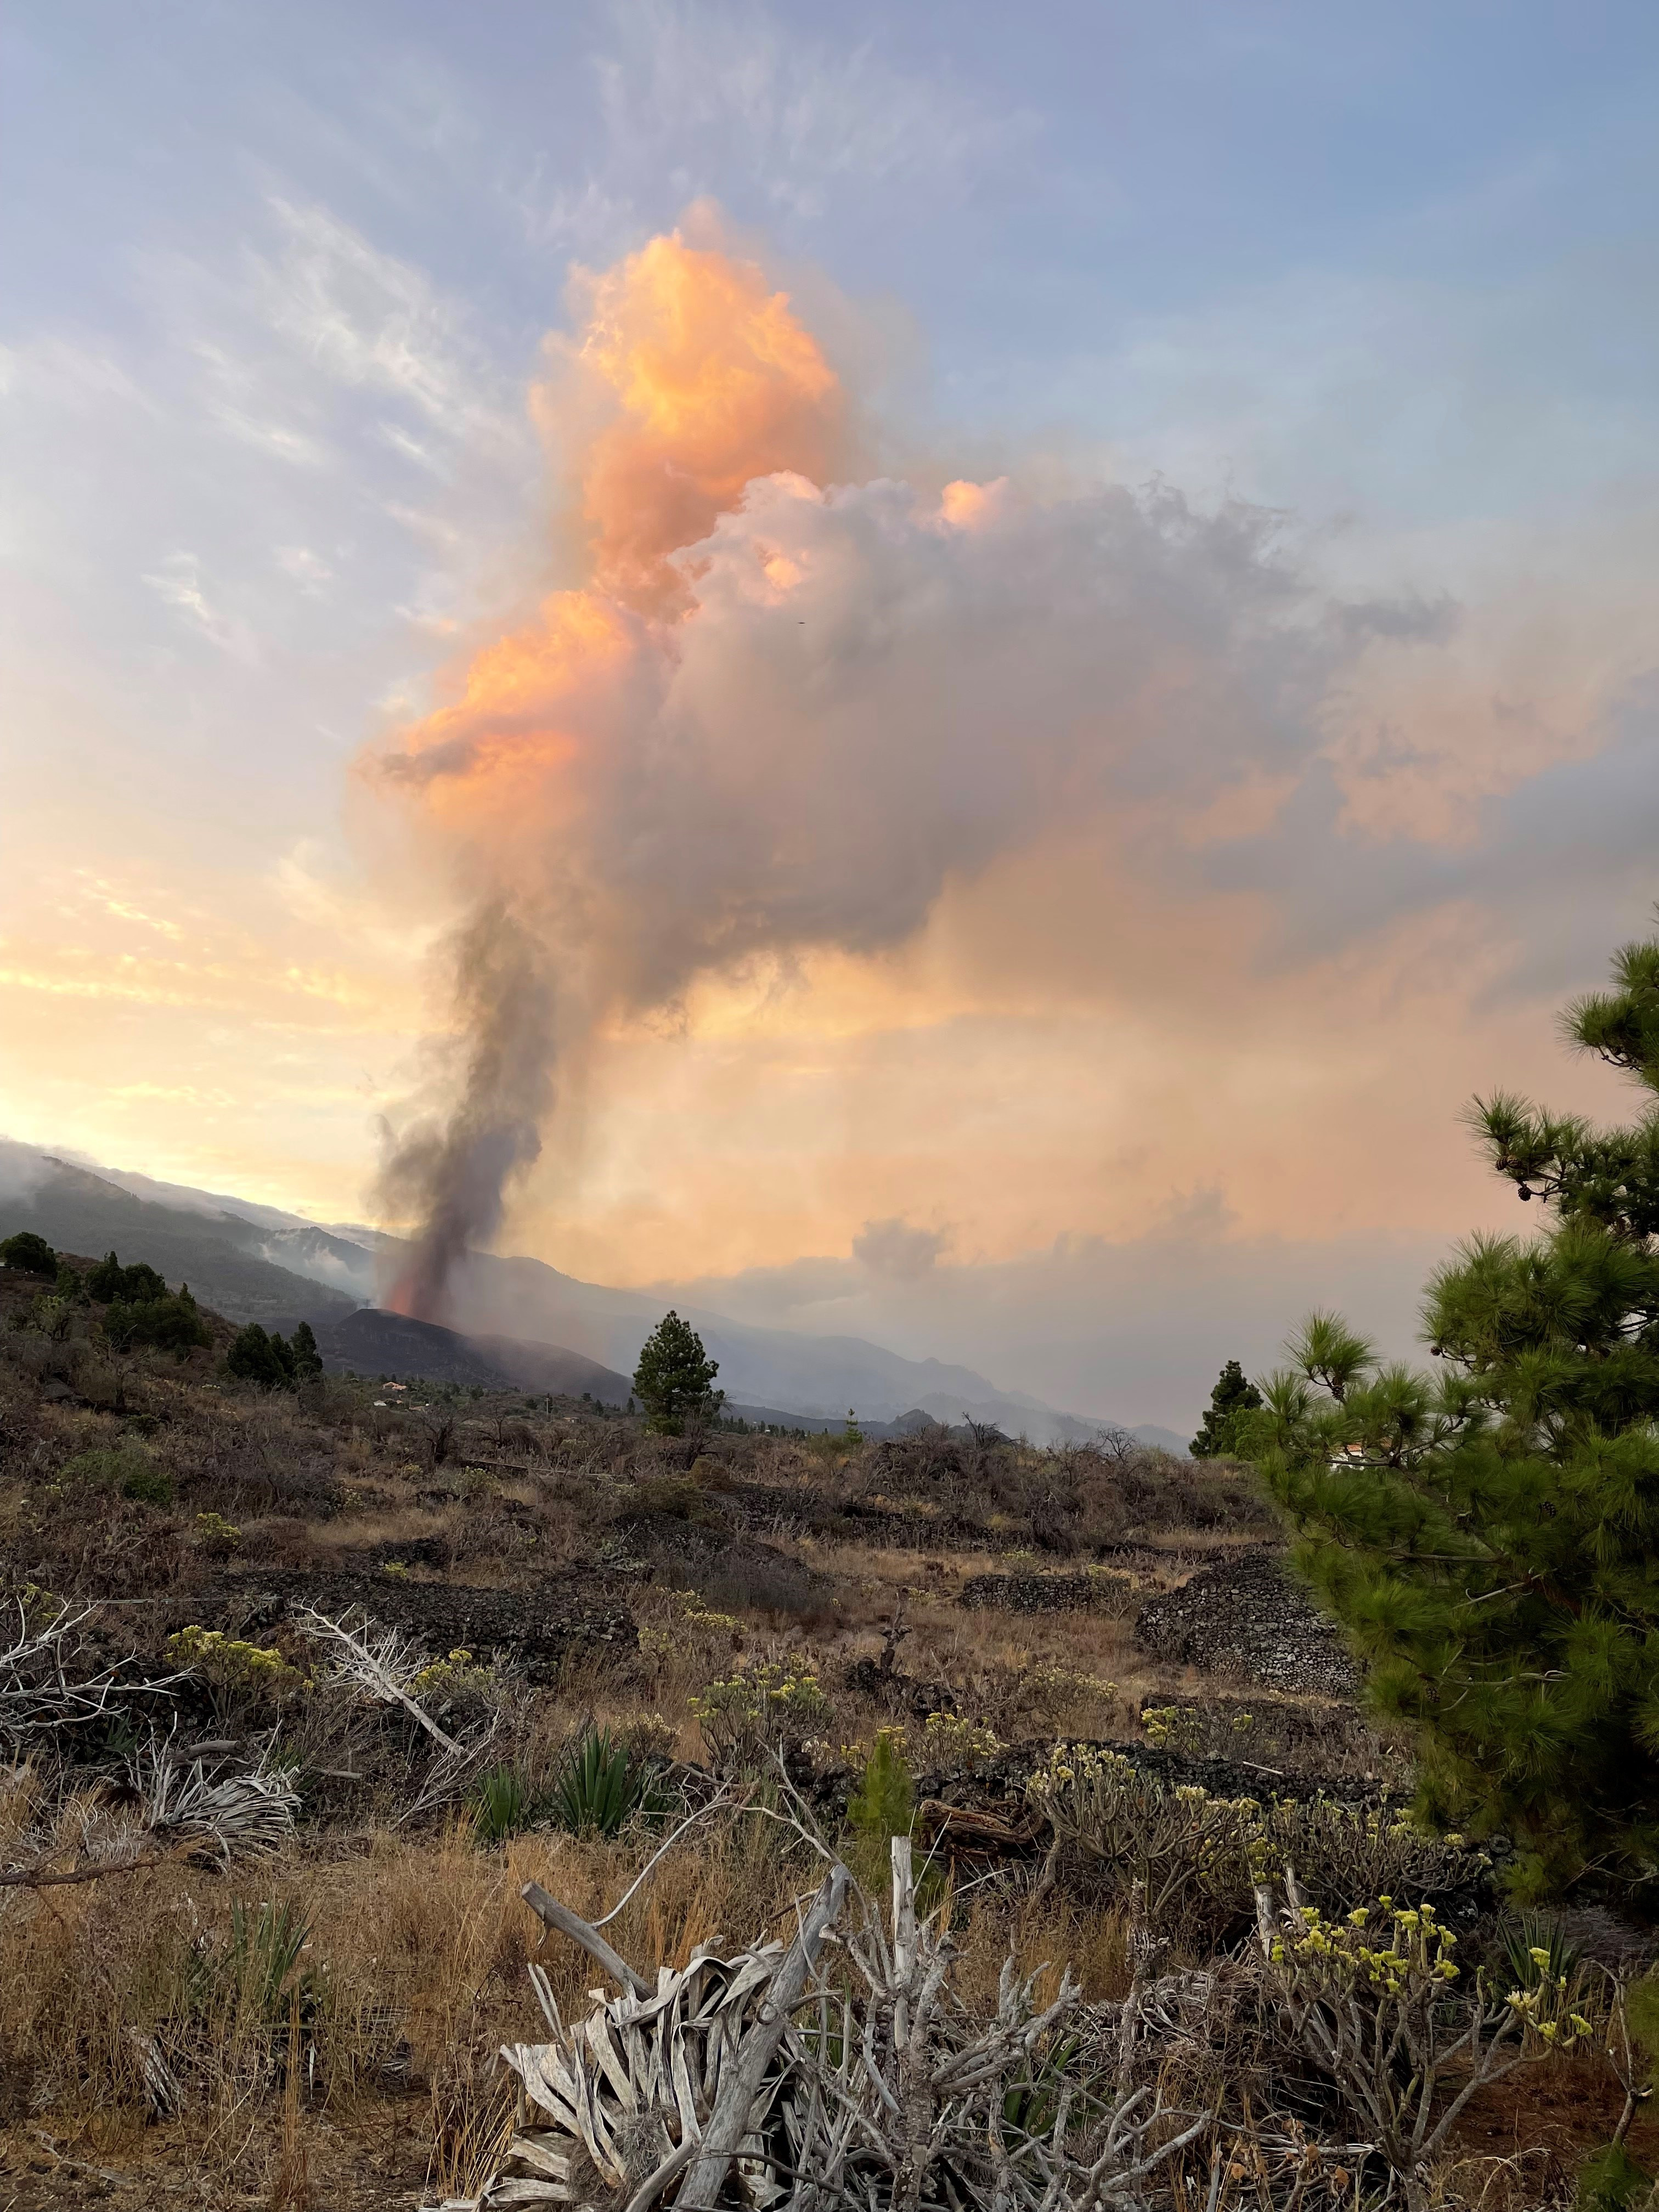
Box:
[1256,1869,1594,2211]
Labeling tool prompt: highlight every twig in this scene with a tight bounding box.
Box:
[590,1790,733,1929]
[0,1847,171,1889]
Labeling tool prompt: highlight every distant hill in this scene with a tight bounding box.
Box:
[0,1148,357,1328]
[0,1141,1180,1446]
[295,1307,634,1403]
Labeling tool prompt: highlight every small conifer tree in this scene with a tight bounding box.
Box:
[1246,919,1659,1897]
[227,1323,289,1388]
[631,1310,723,1435]
[1190,1358,1263,1457]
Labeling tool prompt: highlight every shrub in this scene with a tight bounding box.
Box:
[547,1726,663,1837]
[1,1231,57,1278]
[58,1441,172,1504]
[1030,1745,1260,1936]
[471,1764,539,1846]
[120,1461,174,1506]
[1258,1880,1594,2209]
[167,1624,308,1727]
[847,1726,915,1845]
[919,1710,1003,1772]
[691,1657,834,1773]
[1031,1746,1487,1936]
[87,1251,167,1303]
[1141,1703,1258,1757]
[104,1284,211,1355]
[1259,1797,1488,1913]
[9,1293,78,1342]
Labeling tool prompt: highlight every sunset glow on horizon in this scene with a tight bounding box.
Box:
[5,1,1659,1420]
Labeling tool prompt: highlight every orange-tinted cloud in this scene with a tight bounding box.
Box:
[544,229,848,613]
[365,220,1654,1328]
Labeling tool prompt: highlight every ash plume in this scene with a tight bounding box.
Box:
[368,220,1400,1317]
[379,902,556,1323]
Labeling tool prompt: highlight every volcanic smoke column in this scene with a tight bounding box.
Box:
[374,228,853,1320]
[370,223,1347,1323]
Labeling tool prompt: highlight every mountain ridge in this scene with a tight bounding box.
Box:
[0,1141,1184,1449]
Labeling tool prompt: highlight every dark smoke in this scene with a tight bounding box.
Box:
[380,902,557,1323]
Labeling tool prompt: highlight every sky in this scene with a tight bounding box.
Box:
[4,1,1659,1426]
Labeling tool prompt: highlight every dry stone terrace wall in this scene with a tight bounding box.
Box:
[959,1567,1141,1613]
[187,1567,638,1681]
[1135,1545,1359,1698]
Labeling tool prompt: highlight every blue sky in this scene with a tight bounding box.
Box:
[4,2,1659,1423]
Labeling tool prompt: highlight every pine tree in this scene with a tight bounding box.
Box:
[290,1319,323,1380]
[1246,922,1659,1898]
[1190,1358,1263,1458]
[228,1323,288,1388]
[631,1311,723,1435]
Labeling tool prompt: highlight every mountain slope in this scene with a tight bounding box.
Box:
[0,1143,1169,1445]
[0,1148,357,1327]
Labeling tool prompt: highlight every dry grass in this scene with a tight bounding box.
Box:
[0,1274,1630,2206]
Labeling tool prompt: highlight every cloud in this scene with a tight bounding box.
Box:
[275,544,334,592]
[251,196,507,447]
[141,553,255,658]
[656,1206,1452,1432]
[853,1217,951,1279]
[593,1,1034,219]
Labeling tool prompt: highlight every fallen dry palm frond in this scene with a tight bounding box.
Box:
[0,1741,298,1888]
[136,1739,301,1863]
[435,1838,1211,2212]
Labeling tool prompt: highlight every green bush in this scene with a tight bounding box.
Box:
[120,1462,174,1506]
[58,1442,173,1505]
[847,1727,915,1847]
[548,1726,663,1837]
[471,1765,538,1846]
[88,1251,167,1303]
[1576,2144,1652,2212]
[227,1319,322,1389]
[104,1286,211,1355]
[1,1231,57,1278]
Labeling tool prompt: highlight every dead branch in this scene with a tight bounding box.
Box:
[0,1594,178,1746]
[295,1604,464,1754]
[520,1881,653,2002]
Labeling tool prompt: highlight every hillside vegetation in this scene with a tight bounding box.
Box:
[1,1237,1653,2211]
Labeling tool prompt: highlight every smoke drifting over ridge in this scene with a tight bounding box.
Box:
[371,222,1393,1320]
